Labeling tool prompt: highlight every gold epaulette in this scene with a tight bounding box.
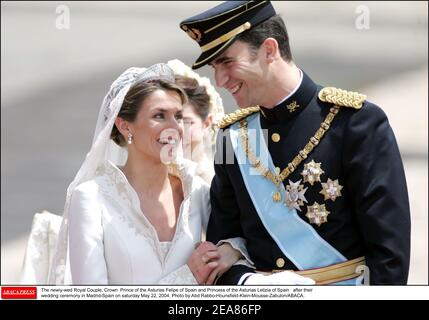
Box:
[216,106,260,129]
[318,87,366,109]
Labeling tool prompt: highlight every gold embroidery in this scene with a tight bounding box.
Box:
[181,25,202,42]
[203,1,267,33]
[286,101,300,113]
[201,22,251,52]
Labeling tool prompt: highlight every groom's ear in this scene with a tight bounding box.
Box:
[115,117,130,139]
[261,38,280,64]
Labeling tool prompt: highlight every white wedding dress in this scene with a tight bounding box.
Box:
[20,211,62,284]
[21,63,252,285]
[21,159,251,285]
[68,159,207,284]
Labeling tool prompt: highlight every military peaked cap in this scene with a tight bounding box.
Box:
[180,0,276,69]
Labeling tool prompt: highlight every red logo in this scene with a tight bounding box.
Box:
[1,287,37,299]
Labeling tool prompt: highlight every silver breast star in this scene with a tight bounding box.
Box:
[285,180,308,211]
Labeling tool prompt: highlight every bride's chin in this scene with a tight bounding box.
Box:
[159,145,178,164]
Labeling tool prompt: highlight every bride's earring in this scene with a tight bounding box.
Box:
[127,132,133,145]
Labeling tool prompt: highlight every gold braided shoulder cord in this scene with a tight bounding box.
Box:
[318,87,366,109]
[239,105,341,202]
[217,106,260,129]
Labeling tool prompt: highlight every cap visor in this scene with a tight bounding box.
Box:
[191,37,238,69]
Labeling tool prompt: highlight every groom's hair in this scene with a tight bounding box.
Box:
[237,14,293,62]
[111,80,187,147]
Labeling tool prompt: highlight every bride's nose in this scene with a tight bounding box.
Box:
[161,124,182,142]
[167,116,183,136]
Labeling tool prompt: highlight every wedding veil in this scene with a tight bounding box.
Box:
[48,63,176,284]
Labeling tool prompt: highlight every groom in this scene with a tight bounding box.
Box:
[180,1,410,285]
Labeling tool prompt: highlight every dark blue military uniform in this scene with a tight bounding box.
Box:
[180,1,411,285]
[207,71,411,285]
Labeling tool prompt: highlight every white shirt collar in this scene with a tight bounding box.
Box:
[274,69,303,106]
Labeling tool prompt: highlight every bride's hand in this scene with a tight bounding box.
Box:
[205,243,242,285]
[187,241,219,284]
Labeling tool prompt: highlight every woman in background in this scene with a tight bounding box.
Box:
[168,59,224,184]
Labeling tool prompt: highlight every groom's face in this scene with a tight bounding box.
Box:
[129,89,184,164]
[209,40,267,108]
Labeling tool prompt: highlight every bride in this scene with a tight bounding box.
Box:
[21,62,251,285]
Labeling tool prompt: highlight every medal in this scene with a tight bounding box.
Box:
[285,180,308,211]
[306,202,330,226]
[301,160,324,186]
[272,189,282,202]
[320,178,343,201]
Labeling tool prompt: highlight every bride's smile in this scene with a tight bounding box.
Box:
[116,89,184,164]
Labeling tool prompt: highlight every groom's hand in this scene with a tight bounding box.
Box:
[205,243,242,285]
[187,241,220,284]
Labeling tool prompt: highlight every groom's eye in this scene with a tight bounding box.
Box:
[154,113,165,119]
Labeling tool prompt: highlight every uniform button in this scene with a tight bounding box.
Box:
[275,167,281,175]
[276,258,285,268]
[271,133,280,143]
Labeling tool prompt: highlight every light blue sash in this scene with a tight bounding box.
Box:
[230,113,356,281]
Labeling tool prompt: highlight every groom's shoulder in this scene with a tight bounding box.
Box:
[216,106,260,129]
